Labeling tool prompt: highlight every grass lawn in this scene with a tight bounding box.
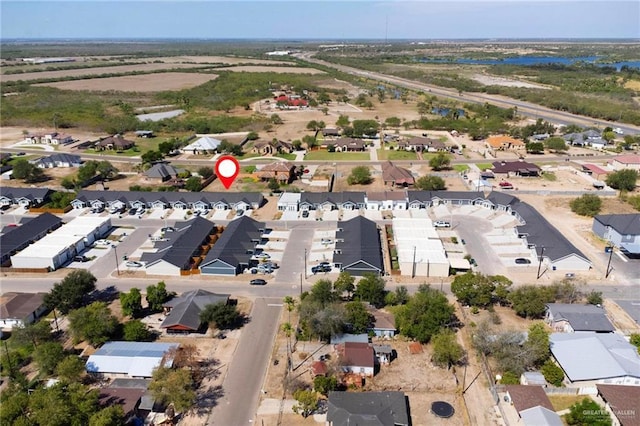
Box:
[548,395,588,412]
[542,172,557,181]
[476,163,493,171]
[8,155,39,164]
[305,151,370,161]
[275,153,296,161]
[453,164,469,172]
[377,149,417,161]
[84,148,141,157]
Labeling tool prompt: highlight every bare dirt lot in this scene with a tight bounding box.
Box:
[35,72,219,92]
[140,56,291,65]
[215,66,325,74]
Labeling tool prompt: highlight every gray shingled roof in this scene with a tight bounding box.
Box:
[300,191,366,207]
[327,391,409,426]
[161,289,229,331]
[144,163,180,180]
[334,216,383,274]
[35,153,82,167]
[594,214,640,235]
[141,217,216,269]
[546,303,614,332]
[0,213,63,260]
[200,216,265,270]
[0,187,52,204]
[74,190,263,209]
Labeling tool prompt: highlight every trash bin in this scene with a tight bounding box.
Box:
[605,247,613,253]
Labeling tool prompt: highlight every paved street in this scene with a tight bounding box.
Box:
[452,214,508,277]
[275,227,314,288]
[207,297,282,426]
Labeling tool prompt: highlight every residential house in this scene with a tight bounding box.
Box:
[85,341,180,378]
[251,139,294,155]
[330,138,366,152]
[333,216,383,276]
[593,214,640,254]
[0,292,48,331]
[550,332,640,385]
[199,216,266,275]
[274,94,308,109]
[597,384,640,426]
[610,154,640,172]
[381,161,415,187]
[0,187,52,208]
[331,334,369,346]
[366,305,397,338]
[255,161,296,183]
[181,136,222,154]
[98,387,146,424]
[96,135,135,151]
[141,217,217,276]
[25,131,73,145]
[336,342,376,377]
[322,128,341,138]
[299,192,366,211]
[326,391,409,426]
[486,135,526,151]
[35,153,82,168]
[144,163,182,183]
[545,303,614,333]
[491,160,541,177]
[504,385,562,426]
[581,164,610,180]
[277,192,301,212]
[399,137,447,152]
[160,290,230,333]
[0,213,63,265]
[365,191,408,210]
[563,130,604,148]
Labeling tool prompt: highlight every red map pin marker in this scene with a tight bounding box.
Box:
[215,155,240,189]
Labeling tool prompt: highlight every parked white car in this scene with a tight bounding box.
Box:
[94,239,112,246]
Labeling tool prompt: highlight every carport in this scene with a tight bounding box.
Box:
[393,218,449,277]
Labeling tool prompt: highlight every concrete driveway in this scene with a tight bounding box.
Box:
[452,214,507,276]
[274,227,314,285]
[208,297,282,425]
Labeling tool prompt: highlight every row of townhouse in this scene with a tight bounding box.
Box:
[71,190,264,212]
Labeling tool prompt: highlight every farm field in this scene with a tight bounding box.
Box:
[34,72,219,92]
[146,56,291,65]
[215,66,325,74]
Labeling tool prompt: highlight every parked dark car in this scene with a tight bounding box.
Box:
[302,210,309,218]
[250,279,267,286]
[128,208,138,216]
[311,264,332,274]
[73,255,90,263]
[515,258,531,264]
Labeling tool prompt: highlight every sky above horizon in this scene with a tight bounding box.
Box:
[1,1,639,40]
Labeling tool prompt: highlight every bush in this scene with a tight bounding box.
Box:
[570,194,602,217]
[499,371,520,384]
[606,169,638,191]
[541,359,564,386]
[347,166,372,185]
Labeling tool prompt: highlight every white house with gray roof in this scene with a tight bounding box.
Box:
[545,303,614,333]
[593,214,640,254]
[86,341,179,378]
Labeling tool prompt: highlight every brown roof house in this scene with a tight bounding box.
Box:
[381,161,415,187]
[486,135,526,151]
[337,342,376,377]
[252,139,294,156]
[366,305,397,338]
[255,161,296,183]
[492,160,541,177]
[144,163,183,183]
[330,138,366,152]
[0,292,48,331]
[96,135,135,151]
[504,385,563,426]
[597,384,640,426]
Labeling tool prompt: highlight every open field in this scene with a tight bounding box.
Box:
[215,66,325,74]
[34,72,219,92]
[145,56,292,65]
[0,63,207,82]
[304,150,370,161]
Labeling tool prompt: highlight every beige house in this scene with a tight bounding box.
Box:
[255,161,296,183]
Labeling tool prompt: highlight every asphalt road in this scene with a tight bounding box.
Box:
[207,297,282,426]
[451,214,508,277]
[275,227,314,288]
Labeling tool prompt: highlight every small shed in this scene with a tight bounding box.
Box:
[520,371,547,386]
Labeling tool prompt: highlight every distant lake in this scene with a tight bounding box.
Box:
[419,56,640,70]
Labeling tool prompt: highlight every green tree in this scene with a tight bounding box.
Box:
[12,159,44,183]
[586,291,603,305]
[0,390,30,425]
[123,319,153,341]
[89,406,125,426]
[292,389,319,418]
[344,301,372,334]
[33,341,66,376]
[499,371,520,384]
[119,287,143,318]
[334,271,355,297]
[313,375,338,396]
[77,160,99,183]
[525,322,550,366]
[544,137,568,152]
[385,286,409,306]
[96,160,118,180]
[630,333,640,353]
[68,302,119,345]
[158,140,175,155]
[185,176,202,192]
[198,166,214,179]
[302,134,318,148]
[415,175,446,190]
[146,281,173,312]
[352,119,378,138]
[347,166,372,185]
[11,320,52,348]
[149,367,195,413]
[56,355,86,383]
[565,398,611,426]
[28,382,99,426]
[431,329,464,368]
[141,150,164,164]
[570,194,602,217]
[317,92,331,105]
[354,273,386,308]
[217,140,243,156]
[44,270,97,314]
[306,120,320,131]
[199,302,242,329]
[606,169,638,191]
[541,359,564,386]
[268,178,280,192]
[384,116,401,128]
[526,142,545,153]
[336,115,350,128]
[429,153,452,171]
[451,272,511,308]
[508,285,554,318]
[308,279,337,308]
[394,285,455,343]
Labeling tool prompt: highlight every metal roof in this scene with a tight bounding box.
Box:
[520,407,563,426]
[550,333,640,382]
[86,341,179,377]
